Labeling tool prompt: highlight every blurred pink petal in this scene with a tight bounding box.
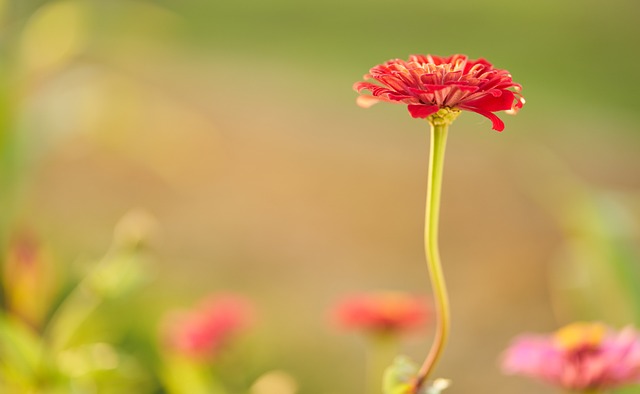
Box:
[162,294,254,360]
[502,323,640,391]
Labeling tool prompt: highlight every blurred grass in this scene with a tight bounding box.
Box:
[173,0,640,118]
[6,0,636,116]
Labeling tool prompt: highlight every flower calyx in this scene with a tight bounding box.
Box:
[427,108,461,127]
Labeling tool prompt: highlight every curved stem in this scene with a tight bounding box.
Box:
[412,123,451,392]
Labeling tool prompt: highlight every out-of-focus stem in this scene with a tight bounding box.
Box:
[368,334,398,394]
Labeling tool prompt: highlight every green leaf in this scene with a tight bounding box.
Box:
[382,356,451,394]
[0,313,44,391]
[382,356,417,394]
[44,234,150,352]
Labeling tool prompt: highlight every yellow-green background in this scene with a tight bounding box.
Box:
[1,0,639,393]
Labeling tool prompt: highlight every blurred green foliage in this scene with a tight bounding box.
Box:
[0,215,272,393]
[0,220,157,393]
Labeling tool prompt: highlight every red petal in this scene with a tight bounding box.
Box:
[353,81,381,93]
[461,107,505,131]
[409,85,450,95]
[408,105,439,119]
[464,58,493,74]
[461,90,515,112]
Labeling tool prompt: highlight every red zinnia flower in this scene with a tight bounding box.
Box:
[354,54,524,131]
[332,292,430,336]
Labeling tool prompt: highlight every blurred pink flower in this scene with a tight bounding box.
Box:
[354,54,524,131]
[162,294,253,360]
[502,322,640,391]
[332,292,430,335]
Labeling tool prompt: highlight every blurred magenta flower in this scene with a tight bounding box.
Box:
[162,294,254,360]
[502,322,640,391]
[332,292,430,336]
[353,54,524,131]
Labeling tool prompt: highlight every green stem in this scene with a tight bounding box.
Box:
[412,123,451,392]
[368,334,399,394]
[162,356,228,394]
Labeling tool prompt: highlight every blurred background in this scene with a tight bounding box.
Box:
[0,0,639,393]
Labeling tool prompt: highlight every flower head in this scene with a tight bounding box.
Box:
[162,294,253,360]
[332,292,430,336]
[354,54,524,131]
[501,322,640,391]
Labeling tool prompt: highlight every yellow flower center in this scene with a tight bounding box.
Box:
[553,322,606,350]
